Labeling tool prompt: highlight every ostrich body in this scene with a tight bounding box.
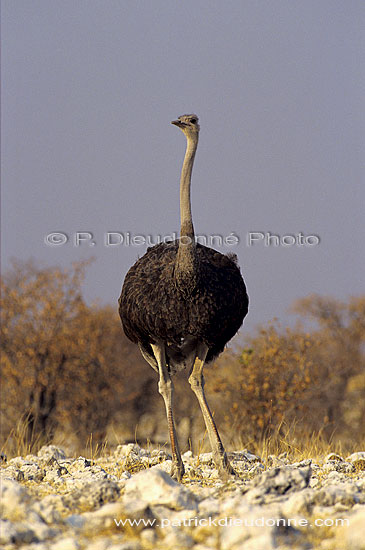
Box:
[119,114,248,480]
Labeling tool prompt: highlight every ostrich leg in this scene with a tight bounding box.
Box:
[189,343,236,478]
[151,343,185,481]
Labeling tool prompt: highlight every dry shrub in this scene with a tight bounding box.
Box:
[209,295,365,445]
[0,259,153,449]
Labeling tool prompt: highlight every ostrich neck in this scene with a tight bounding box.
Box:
[175,134,199,291]
[179,135,197,239]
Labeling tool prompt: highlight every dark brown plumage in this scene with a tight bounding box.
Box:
[119,241,248,366]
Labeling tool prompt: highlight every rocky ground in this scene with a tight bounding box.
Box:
[1,444,365,550]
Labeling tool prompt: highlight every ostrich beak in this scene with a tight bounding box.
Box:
[171,119,186,127]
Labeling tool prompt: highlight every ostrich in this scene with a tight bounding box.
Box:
[119,114,248,481]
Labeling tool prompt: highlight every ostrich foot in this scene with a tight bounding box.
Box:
[217,462,238,480]
[171,460,185,482]
[214,452,238,480]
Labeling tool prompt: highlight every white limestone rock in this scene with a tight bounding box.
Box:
[83,538,112,550]
[0,464,25,482]
[161,529,195,549]
[23,512,59,541]
[341,505,365,550]
[239,532,276,550]
[50,536,81,550]
[0,479,32,520]
[322,460,355,474]
[291,459,313,468]
[75,502,128,535]
[32,495,64,524]
[219,503,300,550]
[198,496,220,517]
[44,466,68,484]
[248,463,265,475]
[140,528,158,545]
[37,445,67,462]
[108,541,142,550]
[150,459,173,474]
[124,468,197,511]
[347,452,365,470]
[281,488,316,515]
[0,519,38,545]
[113,443,147,464]
[139,449,172,467]
[267,455,288,468]
[313,483,364,508]
[325,452,344,462]
[245,465,312,505]
[69,478,121,510]
[65,514,87,529]
[18,544,51,550]
[182,450,193,459]
[21,462,46,481]
[197,452,214,465]
[219,492,252,517]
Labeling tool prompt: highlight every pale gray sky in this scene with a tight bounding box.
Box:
[2,0,364,335]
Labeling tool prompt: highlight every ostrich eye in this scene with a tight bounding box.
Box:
[190,118,197,124]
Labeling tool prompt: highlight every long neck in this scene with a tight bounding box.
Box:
[175,133,199,292]
[179,134,198,239]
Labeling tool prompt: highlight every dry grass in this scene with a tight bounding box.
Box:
[231,419,362,465]
[1,413,363,467]
[1,413,50,459]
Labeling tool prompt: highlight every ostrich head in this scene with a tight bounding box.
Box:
[171,114,200,137]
